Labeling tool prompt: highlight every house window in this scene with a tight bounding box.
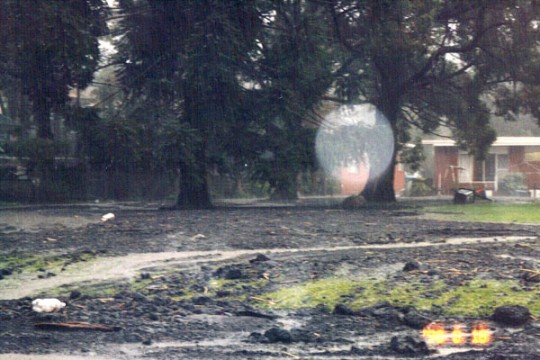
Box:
[458,154,473,182]
[459,153,508,185]
[474,154,496,182]
[497,154,509,170]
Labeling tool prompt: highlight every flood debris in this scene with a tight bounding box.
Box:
[31,298,66,313]
[34,321,121,332]
[520,268,540,283]
[101,213,115,222]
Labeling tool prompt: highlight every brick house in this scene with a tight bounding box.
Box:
[422,137,540,196]
[339,160,406,196]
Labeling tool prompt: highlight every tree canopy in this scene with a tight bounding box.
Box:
[327,0,540,201]
[1,0,540,205]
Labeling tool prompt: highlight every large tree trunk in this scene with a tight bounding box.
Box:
[268,155,299,201]
[175,145,213,209]
[270,178,299,201]
[362,75,400,203]
[32,97,57,202]
[362,148,397,202]
[33,83,54,140]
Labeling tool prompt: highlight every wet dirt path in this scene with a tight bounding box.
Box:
[1,235,534,300]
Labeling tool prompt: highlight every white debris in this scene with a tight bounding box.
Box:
[101,213,115,222]
[32,298,66,313]
[191,234,207,240]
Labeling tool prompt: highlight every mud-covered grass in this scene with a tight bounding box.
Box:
[0,251,96,276]
[1,203,540,359]
[256,277,540,317]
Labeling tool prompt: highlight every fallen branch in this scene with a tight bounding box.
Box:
[249,296,276,305]
[520,268,540,276]
[281,351,300,359]
[34,322,122,332]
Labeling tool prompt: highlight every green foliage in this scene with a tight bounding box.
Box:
[3,139,61,165]
[241,1,334,199]
[499,173,527,194]
[409,179,434,197]
[0,0,108,138]
[328,0,540,201]
[400,138,426,172]
[423,203,540,223]
[257,277,540,317]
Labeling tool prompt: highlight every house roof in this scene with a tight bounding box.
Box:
[422,137,540,147]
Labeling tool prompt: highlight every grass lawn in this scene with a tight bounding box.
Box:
[422,202,540,223]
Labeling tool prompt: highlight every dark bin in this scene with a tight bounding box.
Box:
[453,188,475,204]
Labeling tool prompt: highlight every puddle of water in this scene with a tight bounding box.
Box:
[1,236,534,300]
[0,354,115,360]
[497,254,540,263]
[433,347,485,357]
[0,213,98,232]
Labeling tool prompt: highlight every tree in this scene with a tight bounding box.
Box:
[115,0,261,208]
[245,0,334,200]
[326,0,540,202]
[0,0,108,201]
[0,0,107,139]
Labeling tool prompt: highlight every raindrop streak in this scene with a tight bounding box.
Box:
[315,104,395,193]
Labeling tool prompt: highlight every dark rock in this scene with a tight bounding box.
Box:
[350,345,369,355]
[249,254,271,263]
[264,327,292,343]
[371,305,404,324]
[216,290,232,297]
[131,292,149,302]
[248,332,265,343]
[491,305,531,326]
[333,303,356,316]
[152,296,171,306]
[290,329,321,343]
[235,309,278,320]
[402,309,432,329]
[427,269,440,276]
[403,261,420,272]
[124,334,144,343]
[192,296,212,305]
[224,269,243,280]
[0,268,13,276]
[69,290,82,300]
[389,335,432,356]
[142,338,153,346]
[148,313,159,321]
[140,273,151,280]
[341,195,366,209]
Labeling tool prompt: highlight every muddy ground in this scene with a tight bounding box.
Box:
[0,199,539,359]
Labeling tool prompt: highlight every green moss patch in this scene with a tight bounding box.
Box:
[0,251,96,275]
[257,277,540,317]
